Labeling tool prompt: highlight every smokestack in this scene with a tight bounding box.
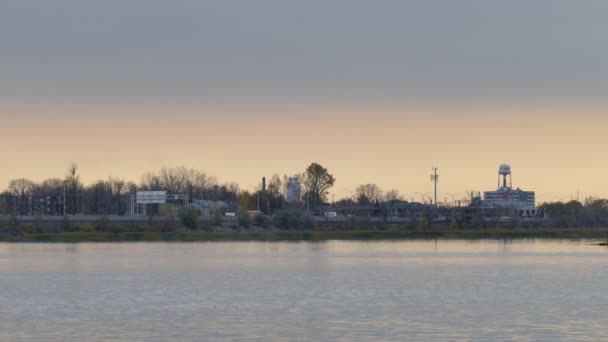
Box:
[262,177,266,193]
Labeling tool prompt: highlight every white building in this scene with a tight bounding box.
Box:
[131,191,188,216]
[286,177,301,203]
[483,164,541,218]
[484,189,535,209]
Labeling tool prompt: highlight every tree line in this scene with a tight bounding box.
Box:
[0,163,240,215]
[7,161,603,225]
[0,162,344,216]
[539,199,608,228]
[0,160,470,218]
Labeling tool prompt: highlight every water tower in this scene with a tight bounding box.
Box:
[498,164,512,190]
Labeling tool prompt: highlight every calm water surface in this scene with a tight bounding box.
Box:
[1,240,607,341]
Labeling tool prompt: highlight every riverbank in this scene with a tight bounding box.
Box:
[2,228,608,242]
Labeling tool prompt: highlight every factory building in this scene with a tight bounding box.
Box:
[484,190,535,209]
[3,196,64,216]
[483,164,542,218]
[131,191,188,216]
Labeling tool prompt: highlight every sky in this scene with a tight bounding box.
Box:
[1,0,608,203]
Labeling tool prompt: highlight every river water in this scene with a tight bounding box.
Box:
[1,240,607,341]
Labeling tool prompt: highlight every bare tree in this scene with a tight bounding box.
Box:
[36,178,65,196]
[158,167,185,193]
[281,174,290,197]
[8,178,35,196]
[84,180,112,215]
[183,168,216,200]
[65,162,82,214]
[193,172,213,199]
[143,167,216,198]
[227,182,240,197]
[140,172,162,190]
[267,175,282,198]
[264,175,285,213]
[109,177,126,215]
[355,184,383,205]
[384,189,403,202]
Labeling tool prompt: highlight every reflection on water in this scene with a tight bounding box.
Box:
[1,240,607,341]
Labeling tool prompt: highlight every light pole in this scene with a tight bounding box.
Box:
[63,182,66,216]
[344,188,355,217]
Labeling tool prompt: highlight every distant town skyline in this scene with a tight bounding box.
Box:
[2,103,606,203]
[1,1,608,203]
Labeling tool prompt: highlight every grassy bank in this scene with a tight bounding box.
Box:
[2,228,608,242]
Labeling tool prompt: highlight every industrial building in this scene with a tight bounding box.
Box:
[3,196,65,216]
[191,199,229,217]
[483,164,542,218]
[130,191,230,217]
[131,191,189,216]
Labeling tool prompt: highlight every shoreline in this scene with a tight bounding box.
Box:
[2,228,608,243]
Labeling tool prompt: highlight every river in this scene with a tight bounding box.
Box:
[1,240,607,341]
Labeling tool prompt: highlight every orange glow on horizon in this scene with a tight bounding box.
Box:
[1,103,607,203]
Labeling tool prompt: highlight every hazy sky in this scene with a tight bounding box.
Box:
[1,1,608,202]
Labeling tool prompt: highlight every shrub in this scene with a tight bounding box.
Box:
[159,219,178,232]
[254,214,270,228]
[178,207,199,229]
[109,224,126,234]
[21,224,39,234]
[198,220,212,231]
[212,203,222,226]
[272,209,314,230]
[62,216,74,231]
[142,224,159,232]
[0,224,22,235]
[78,224,95,232]
[95,216,113,232]
[8,216,19,227]
[237,210,251,227]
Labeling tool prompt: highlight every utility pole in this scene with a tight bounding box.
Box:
[262,177,266,213]
[63,183,66,216]
[9,186,16,217]
[430,167,439,207]
[344,188,355,217]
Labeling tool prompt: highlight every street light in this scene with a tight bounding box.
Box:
[62,181,67,216]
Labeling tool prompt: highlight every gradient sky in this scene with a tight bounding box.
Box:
[1,1,608,202]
